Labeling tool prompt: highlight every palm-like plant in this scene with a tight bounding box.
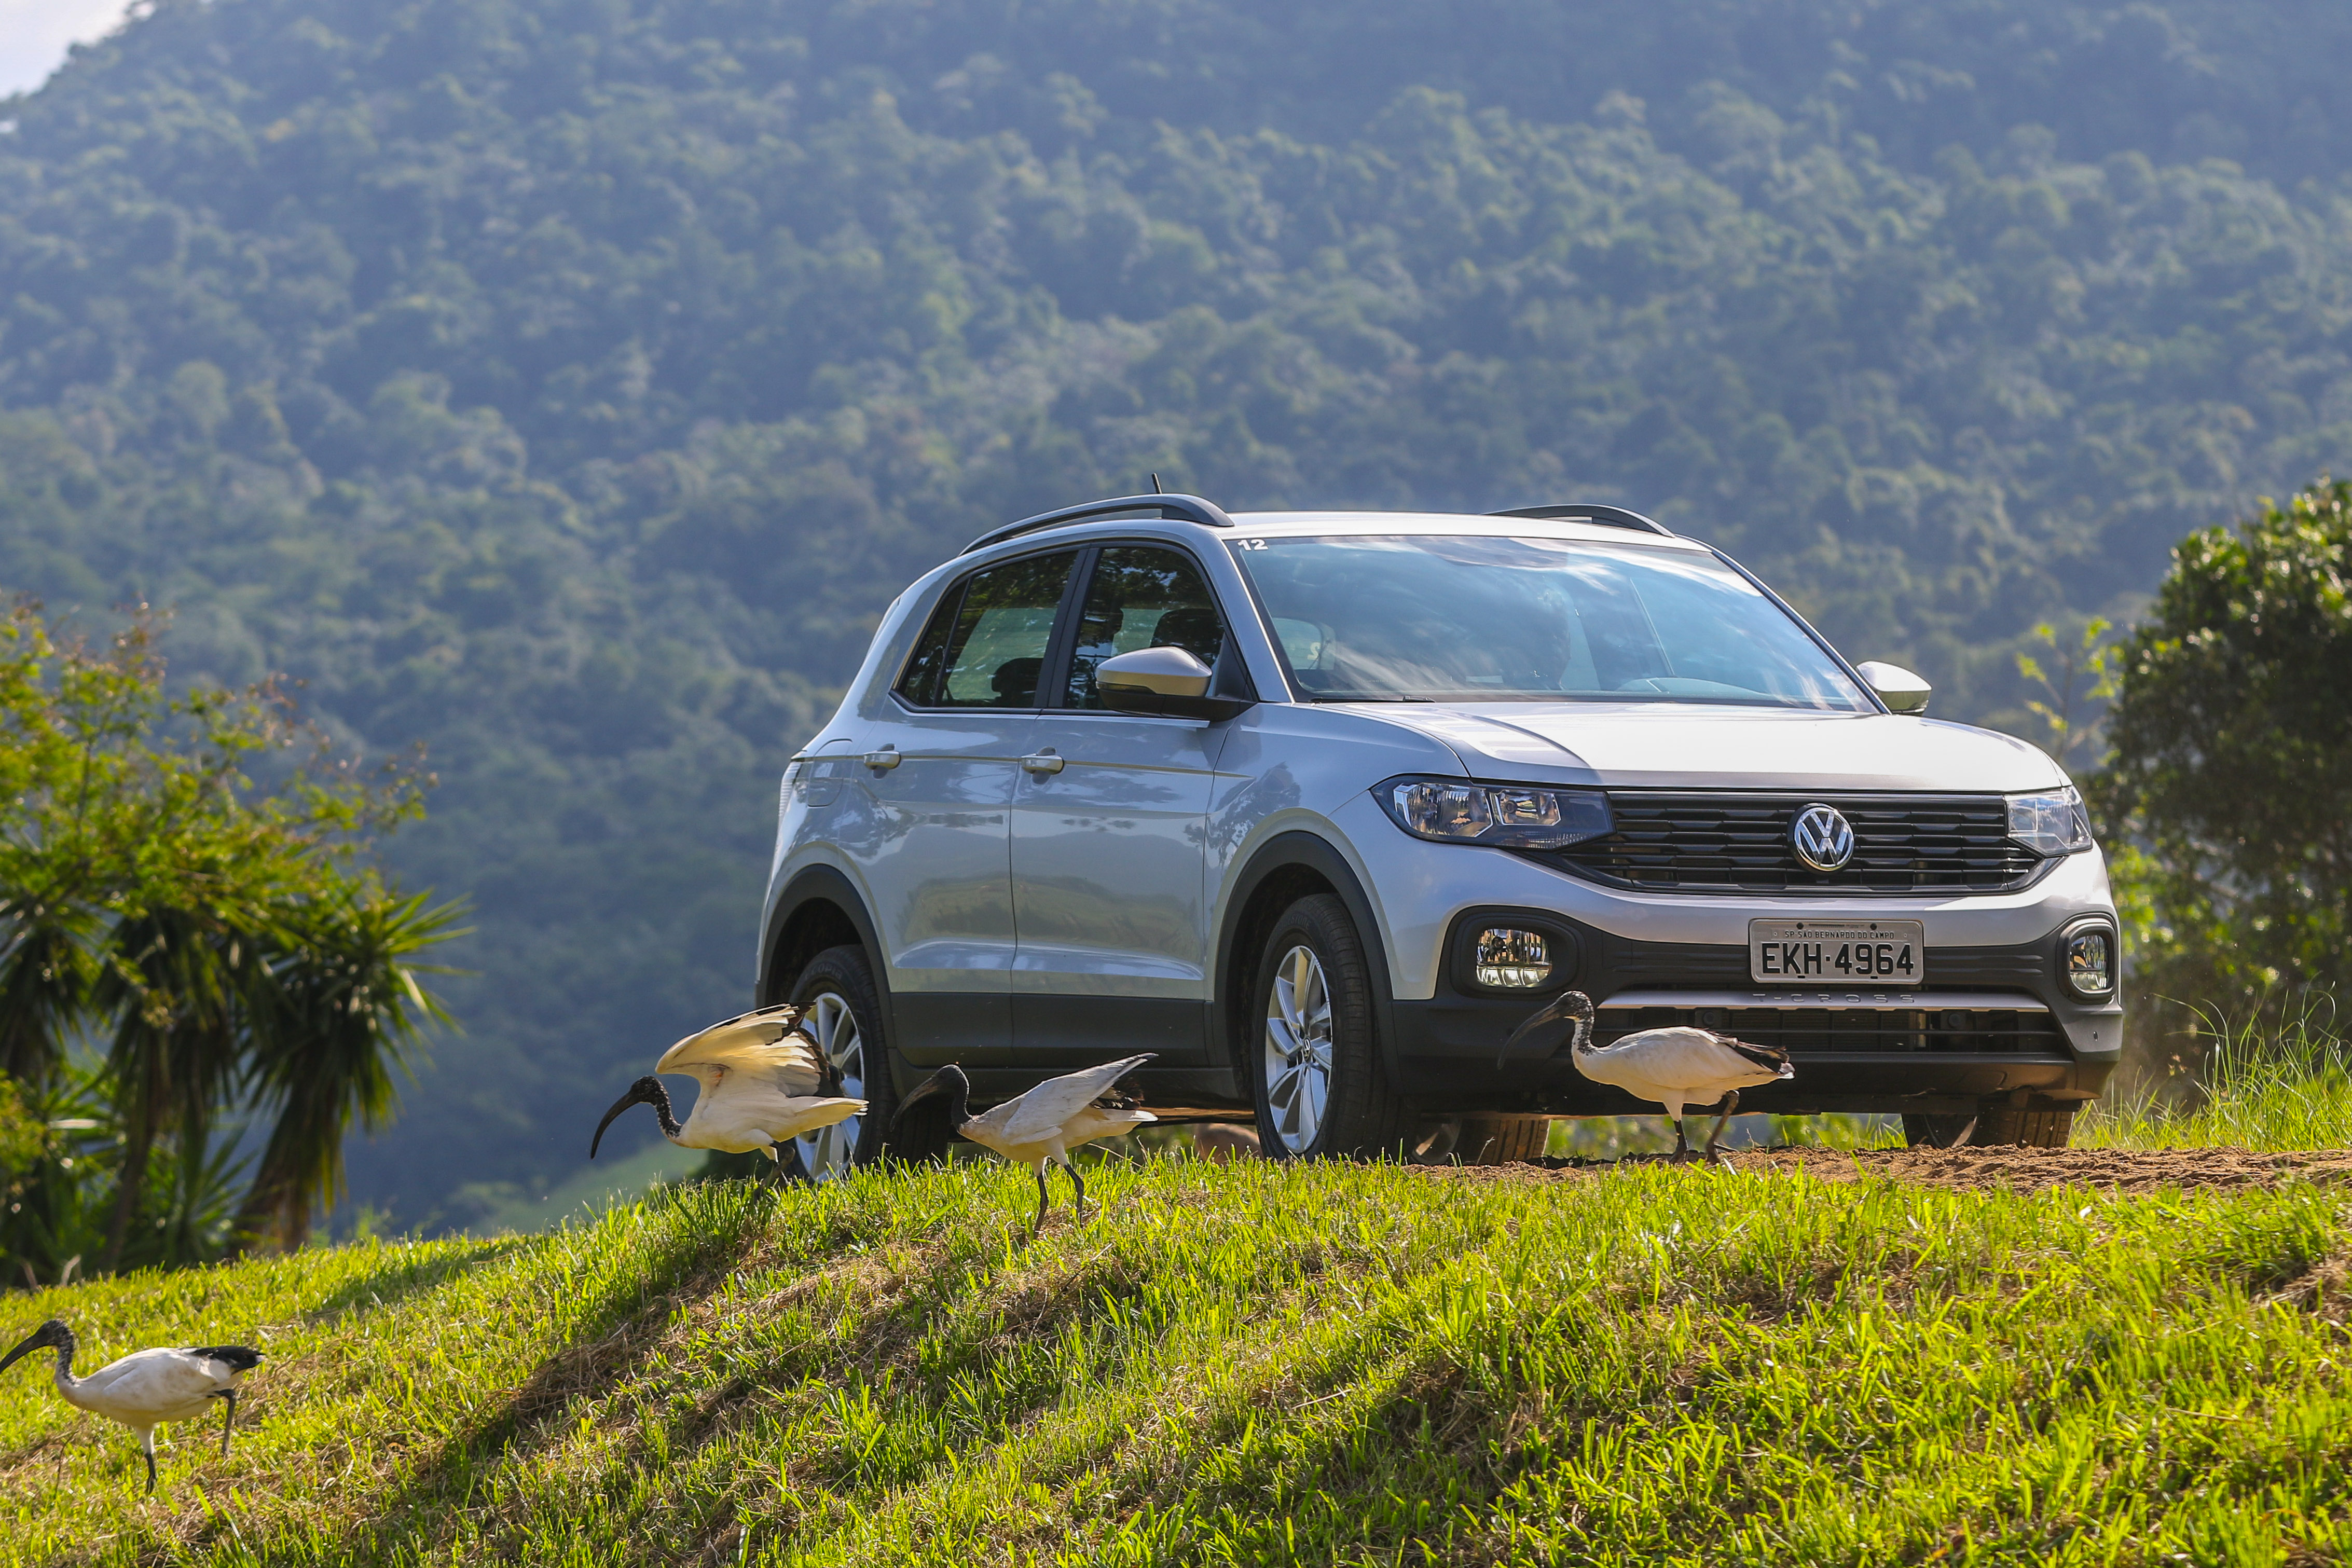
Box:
[0,911,93,1086]
[236,882,464,1251]
[93,908,255,1271]
[0,1061,116,1290]
[0,608,157,1091]
[0,604,453,1280]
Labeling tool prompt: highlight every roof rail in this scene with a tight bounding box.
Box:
[962,493,1235,555]
[1488,503,1675,538]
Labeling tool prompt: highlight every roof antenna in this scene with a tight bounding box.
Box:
[1150,473,1163,494]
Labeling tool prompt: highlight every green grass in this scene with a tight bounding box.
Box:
[1542,1001,2352,1162]
[2080,1003,2352,1152]
[2,1146,2350,1565]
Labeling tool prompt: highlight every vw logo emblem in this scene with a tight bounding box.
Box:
[1790,804,1856,872]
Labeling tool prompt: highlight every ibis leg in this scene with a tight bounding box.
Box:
[141,1431,156,1494]
[1666,1109,1697,1163]
[1032,1164,1052,1235]
[220,1390,238,1457]
[1701,1090,1741,1165]
[1067,1161,1088,1220]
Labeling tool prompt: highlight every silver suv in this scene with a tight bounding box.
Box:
[760,496,2123,1175]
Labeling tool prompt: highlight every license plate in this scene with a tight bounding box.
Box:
[1749,918,1923,986]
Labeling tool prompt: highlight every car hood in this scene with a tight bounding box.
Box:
[1357,703,2066,792]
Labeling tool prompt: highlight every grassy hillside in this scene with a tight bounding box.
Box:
[2,1147,2349,1564]
[5,0,2352,1227]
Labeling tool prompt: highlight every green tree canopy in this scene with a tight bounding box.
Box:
[0,603,461,1274]
[2102,478,2352,1008]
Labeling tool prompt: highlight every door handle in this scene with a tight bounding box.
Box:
[863,747,901,771]
[1020,751,1065,775]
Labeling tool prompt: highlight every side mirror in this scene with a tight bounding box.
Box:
[1854,661,1932,714]
[1098,647,1253,721]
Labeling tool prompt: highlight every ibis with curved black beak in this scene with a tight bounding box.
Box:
[1503,991,1793,1163]
[0,1318,261,1492]
[895,1054,1157,1231]
[592,1003,865,1166]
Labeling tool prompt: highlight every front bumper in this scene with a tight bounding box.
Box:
[1385,906,2122,1116]
[1394,1012,2111,1117]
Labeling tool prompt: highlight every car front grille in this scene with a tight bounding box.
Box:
[1596,999,2066,1055]
[1548,791,2042,895]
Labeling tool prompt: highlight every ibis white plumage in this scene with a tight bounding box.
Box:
[591,1003,866,1165]
[895,1055,1157,1231]
[0,1318,262,1493]
[1503,992,1794,1163]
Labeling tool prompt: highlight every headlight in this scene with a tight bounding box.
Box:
[1382,779,1613,849]
[2006,786,2094,857]
[2059,917,2117,1000]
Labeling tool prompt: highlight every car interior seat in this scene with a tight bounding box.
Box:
[991,655,1044,706]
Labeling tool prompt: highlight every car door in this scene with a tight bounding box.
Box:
[1009,544,1236,1064]
[850,548,1080,1066]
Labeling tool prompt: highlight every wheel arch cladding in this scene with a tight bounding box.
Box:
[1215,831,1398,1091]
[762,865,884,1009]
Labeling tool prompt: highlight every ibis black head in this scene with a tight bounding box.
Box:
[0,1318,73,1376]
[893,1063,970,1133]
[1496,989,1598,1070]
[590,1075,678,1158]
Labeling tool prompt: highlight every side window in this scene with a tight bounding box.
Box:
[1065,546,1228,709]
[896,582,968,708]
[896,551,1077,709]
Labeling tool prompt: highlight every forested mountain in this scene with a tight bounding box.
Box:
[2,0,2347,1226]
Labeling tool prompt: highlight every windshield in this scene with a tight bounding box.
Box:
[1228,533,1872,710]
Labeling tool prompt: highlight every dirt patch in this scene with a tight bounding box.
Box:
[1416,1146,2352,1194]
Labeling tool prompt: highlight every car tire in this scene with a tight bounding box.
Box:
[1248,893,1414,1160]
[789,944,949,1174]
[1903,1105,2076,1150]
[1974,1104,2076,1148]
[1452,1115,1552,1164]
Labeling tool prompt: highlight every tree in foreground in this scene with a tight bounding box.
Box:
[236,883,462,1251]
[2099,477,2352,1019]
[0,604,460,1277]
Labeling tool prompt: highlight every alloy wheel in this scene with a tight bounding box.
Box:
[793,990,865,1180]
[1263,943,1335,1153]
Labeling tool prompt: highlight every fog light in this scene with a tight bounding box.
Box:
[2062,923,2115,999]
[1476,928,1552,988]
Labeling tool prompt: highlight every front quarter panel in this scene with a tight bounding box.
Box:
[1205,705,1466,899]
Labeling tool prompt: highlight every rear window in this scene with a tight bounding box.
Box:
[896,552,1077,708]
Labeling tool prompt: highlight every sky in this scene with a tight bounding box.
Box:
[1,0,132,99]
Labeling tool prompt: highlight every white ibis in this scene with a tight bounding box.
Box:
[591,1003,865,1166]
[0,1318,261,1493]
[1503,992,1793,1163]
[895,1055,1157,1231]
